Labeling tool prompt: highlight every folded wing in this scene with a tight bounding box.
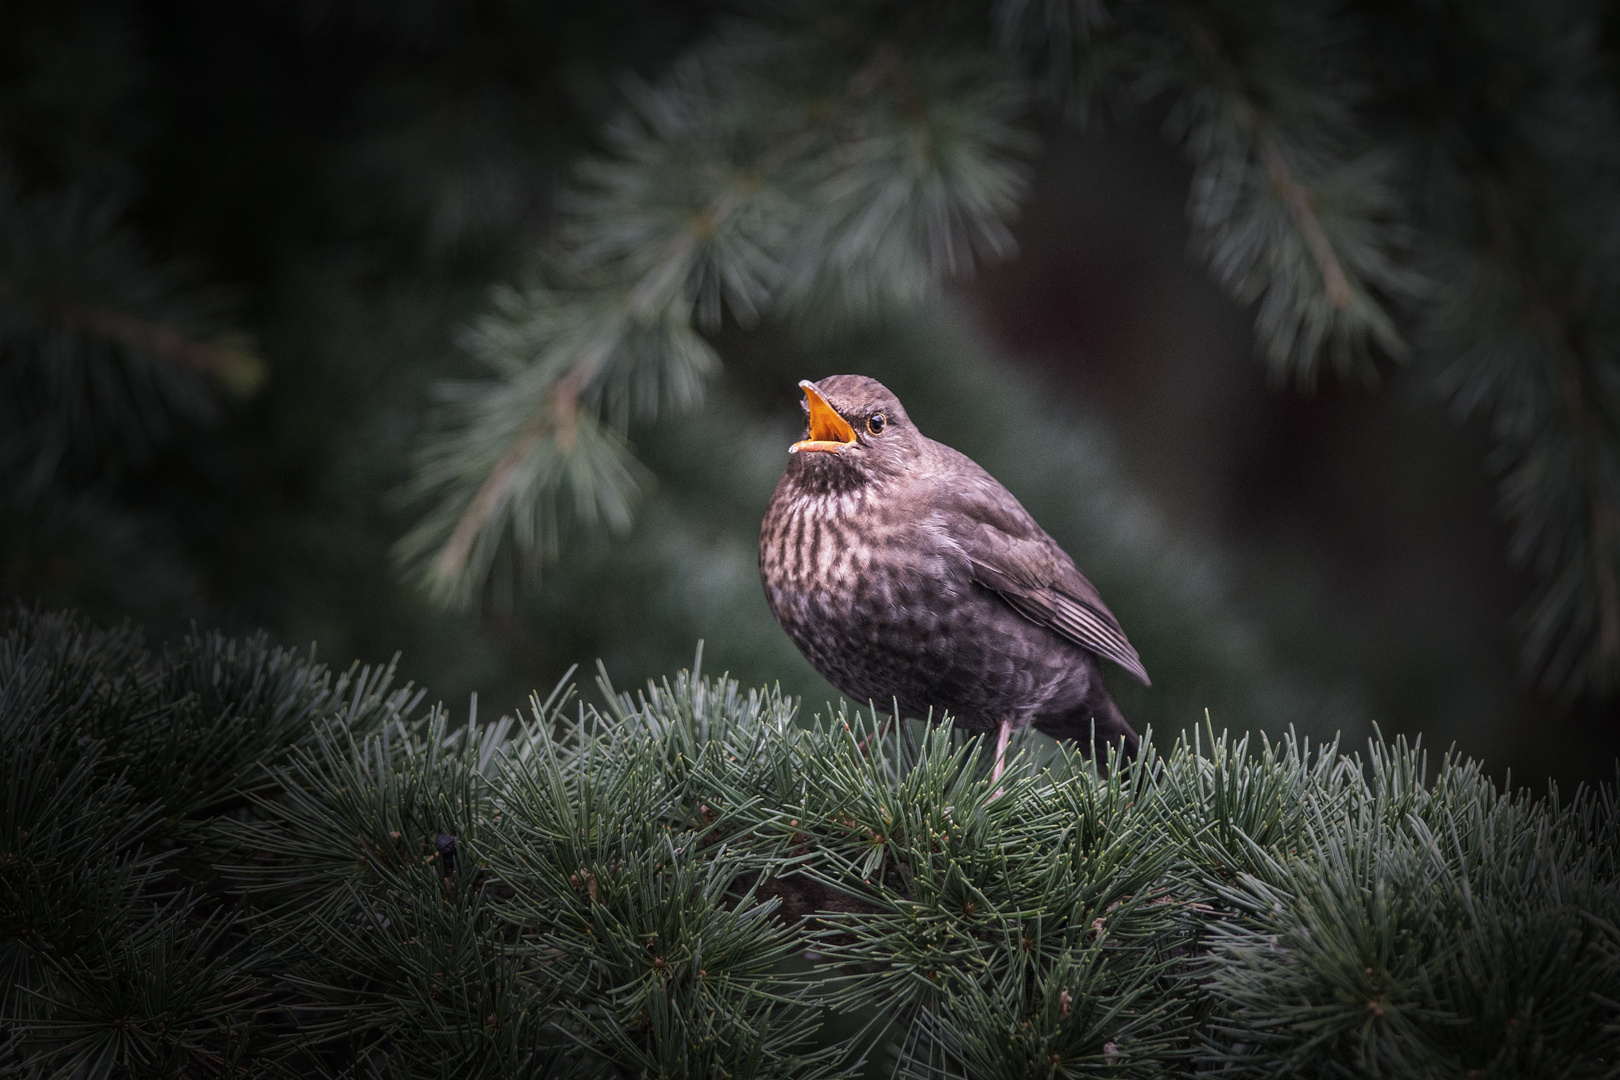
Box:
[926,457,1151,686]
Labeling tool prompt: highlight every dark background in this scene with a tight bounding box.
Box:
[970,125,1605,784]
[3,0,1614,787]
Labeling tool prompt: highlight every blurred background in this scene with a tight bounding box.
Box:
[3,0,1617,786]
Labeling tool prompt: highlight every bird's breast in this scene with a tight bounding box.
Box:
[760,487,937,610]
[759,473,1095,731]
[759,481,971,701]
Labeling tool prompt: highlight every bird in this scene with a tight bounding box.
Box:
[758,374,1149,785]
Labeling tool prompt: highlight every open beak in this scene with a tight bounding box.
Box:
[789,380,857,454]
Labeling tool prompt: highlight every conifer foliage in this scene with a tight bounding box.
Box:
[4,606,1616,1077]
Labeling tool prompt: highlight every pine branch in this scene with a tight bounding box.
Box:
[399,13,1031,605]
[1252,133,1351,311]
[57,303,262,394]
[0,178,264,474]
[1071,0,1419,384]
[1398,1,1620,697]
[1201,736,1620,1076]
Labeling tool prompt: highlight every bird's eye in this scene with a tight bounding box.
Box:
[867,413,886,435]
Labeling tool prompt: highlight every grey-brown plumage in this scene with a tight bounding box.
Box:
[759,374,1148,765]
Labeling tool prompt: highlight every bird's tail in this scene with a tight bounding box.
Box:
[1035,683,1140,766]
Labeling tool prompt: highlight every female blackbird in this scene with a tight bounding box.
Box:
[759,375,1149,781]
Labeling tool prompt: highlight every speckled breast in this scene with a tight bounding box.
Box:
[758,480,1060,733]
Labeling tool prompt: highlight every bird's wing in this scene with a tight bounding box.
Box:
[924,453,1151,686]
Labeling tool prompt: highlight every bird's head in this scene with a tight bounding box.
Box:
[786,375,918,482]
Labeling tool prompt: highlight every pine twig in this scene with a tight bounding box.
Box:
[62,303,265,393]
[1256,133,1352,311]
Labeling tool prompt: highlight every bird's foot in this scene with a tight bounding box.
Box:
[855,717,893,757]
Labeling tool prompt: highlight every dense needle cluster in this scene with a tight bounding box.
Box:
[3,606,1617,1077]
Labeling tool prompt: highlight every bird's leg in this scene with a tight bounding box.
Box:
[988,718,1013,800]
[855,716,893,757]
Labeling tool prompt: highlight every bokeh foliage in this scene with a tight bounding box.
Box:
[391,0,1620,700]
[1,0,1617,778]
[3,607,1616,1076]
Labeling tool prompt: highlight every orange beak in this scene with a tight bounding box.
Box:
[789,380,857,453]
